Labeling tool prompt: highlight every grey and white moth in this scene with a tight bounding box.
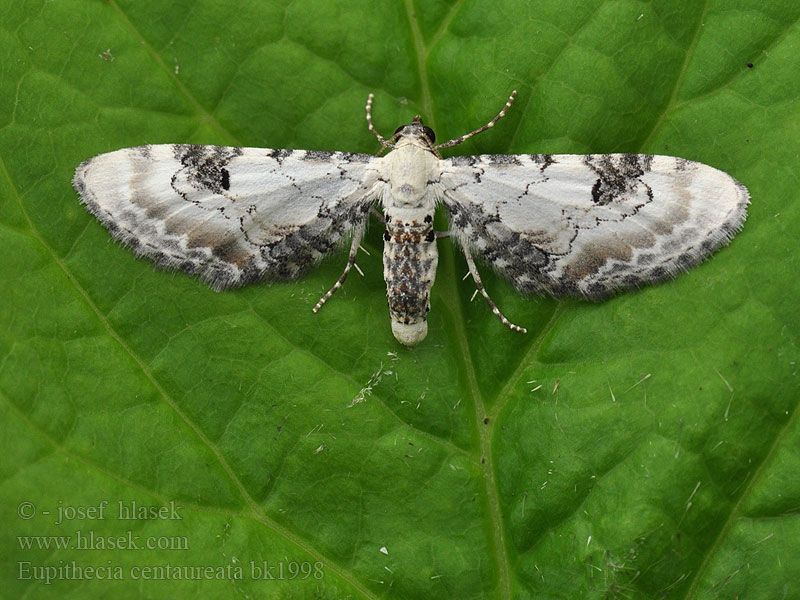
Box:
[73,91,749,346]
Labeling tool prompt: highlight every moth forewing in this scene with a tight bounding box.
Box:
[74,145,382,291]
[439,153,749,301]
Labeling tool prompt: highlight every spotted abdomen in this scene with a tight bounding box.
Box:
[383,212,438,346]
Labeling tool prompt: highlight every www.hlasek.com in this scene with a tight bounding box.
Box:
[18,530,189,551]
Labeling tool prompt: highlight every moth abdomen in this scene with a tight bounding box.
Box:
[383,213,438,346]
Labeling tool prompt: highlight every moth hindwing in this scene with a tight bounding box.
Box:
[74,92,749,346]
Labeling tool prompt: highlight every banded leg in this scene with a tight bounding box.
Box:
[462,247,527,334]
[312,221,367,313]
[370,206,386,223]
[435,90,517,150]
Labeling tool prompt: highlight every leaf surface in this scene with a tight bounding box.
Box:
[1,1,799,598]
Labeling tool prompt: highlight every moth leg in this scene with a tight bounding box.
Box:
[435,231,451,239]
[312,221,367,313]
[462,247,527,334]
[435,90,517,150]
[370,206,385,222]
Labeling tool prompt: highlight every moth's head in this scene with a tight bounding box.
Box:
[393,115,436,147]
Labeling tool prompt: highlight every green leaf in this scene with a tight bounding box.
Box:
[1,0,798,598]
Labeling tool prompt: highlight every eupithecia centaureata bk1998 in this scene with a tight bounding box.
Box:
[74,91,749,346]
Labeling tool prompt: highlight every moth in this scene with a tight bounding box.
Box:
[74,91,749,346]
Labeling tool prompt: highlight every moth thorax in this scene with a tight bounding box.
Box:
[391,320,428,346]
